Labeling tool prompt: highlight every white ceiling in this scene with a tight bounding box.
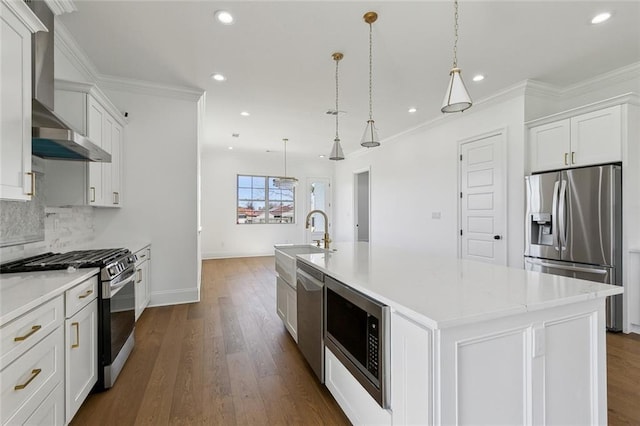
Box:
[58,1,640,158]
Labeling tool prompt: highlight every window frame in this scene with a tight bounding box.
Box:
[236,174,296,225]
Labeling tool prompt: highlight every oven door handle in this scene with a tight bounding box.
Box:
[107,271,136,298]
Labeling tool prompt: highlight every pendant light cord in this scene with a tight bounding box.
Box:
[335,57,340,140]
[283,138,288,176]
[368,21,373,121]
[453,0,459,67]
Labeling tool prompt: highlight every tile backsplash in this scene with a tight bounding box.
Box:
[0,206,95,262]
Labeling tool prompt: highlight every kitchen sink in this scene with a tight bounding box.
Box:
[274,244,327,288]
[275,244,326,257]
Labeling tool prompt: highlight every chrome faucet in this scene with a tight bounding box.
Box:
[305,209,331,249]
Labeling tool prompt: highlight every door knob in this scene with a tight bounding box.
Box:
[494,235,501,240]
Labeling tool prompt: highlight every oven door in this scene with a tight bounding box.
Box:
[99,267,136,389]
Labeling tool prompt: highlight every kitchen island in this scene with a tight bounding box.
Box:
[296,242,623,425]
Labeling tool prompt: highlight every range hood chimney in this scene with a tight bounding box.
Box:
[27,0,111,162]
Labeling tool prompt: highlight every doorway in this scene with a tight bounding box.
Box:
[458,130,507,265]
[354,169,370,242]
[305,177,331,245]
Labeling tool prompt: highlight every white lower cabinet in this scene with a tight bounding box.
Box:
[24,383,65,426]
[64,300,97,423]
[390,312,431,425]
[134,245,151,321]
[275,276,297,342]
[0,325,64,426]
[325,347,392,425]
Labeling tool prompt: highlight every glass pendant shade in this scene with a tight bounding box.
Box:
[273,138,298,188]
[360,119,380,148]
[441,68,472,113]
[329,138,345,160]
[272,176,298,189]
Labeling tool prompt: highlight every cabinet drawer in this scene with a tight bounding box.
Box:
[0,297,64,370]
[134,246,150,264]
[23,382,64,426]
[1,326,64,425]
[65,276,98,318]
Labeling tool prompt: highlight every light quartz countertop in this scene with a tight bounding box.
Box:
[296,242,623,329]
[0,268,99,326]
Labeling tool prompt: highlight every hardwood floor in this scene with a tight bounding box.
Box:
[71,256,640,425]
[607,331,640,425]
[71,257,349,426]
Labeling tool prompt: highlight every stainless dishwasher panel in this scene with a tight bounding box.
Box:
[296,262,324,382]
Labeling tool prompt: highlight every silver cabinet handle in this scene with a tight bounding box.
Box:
[90,187,96,203]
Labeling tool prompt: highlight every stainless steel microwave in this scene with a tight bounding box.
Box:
[324,275,389,408]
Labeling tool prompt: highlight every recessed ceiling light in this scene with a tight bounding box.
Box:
[319,155,326,158]
[215,10,234,25]
[228,146,233,150]
[240,111,250,117]
[211,73,226,82]
[408,107,417,113]
[473,74,485,82]
[591,12,611,24]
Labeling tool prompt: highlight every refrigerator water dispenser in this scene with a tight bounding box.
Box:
[529,213,553,246]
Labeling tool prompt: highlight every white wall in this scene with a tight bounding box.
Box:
[333,93,527,268]
[92,89,201,306]
[201,148,334,258]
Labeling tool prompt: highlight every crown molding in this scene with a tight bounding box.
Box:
[560,62,640,97]
[54,20,99,83]
[3,0,48,33]
[358,79,532,153]
[54,79,128,126]
[98,75,204,102]
[525,92,640,127]
[44,0,76,15]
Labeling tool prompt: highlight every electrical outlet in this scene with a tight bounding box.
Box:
[432,212,441,219]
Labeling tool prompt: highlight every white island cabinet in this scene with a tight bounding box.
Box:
[297,242,623,426]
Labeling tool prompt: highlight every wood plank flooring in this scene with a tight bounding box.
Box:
[70,256,640,425]
[71,257,349,426]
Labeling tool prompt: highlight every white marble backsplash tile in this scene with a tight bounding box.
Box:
[0,206,95,263]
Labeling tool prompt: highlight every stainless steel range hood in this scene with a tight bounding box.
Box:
[28,1,110,162]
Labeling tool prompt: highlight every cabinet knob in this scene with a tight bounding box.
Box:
[494,235,502,240]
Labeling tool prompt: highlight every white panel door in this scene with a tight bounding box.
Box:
[459,132,507,265]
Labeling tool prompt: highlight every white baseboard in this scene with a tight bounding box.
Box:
[627,323,640,335]
[149,287,200,307]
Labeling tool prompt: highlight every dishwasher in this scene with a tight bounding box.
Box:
[296,261,325,382]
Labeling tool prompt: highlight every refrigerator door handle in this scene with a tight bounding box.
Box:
[551,180,560,251]
[558,179,568,250]
[525,258,608,275]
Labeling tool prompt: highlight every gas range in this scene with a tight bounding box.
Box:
[0,248,135,281]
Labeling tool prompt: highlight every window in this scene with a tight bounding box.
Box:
[237,175,295,224]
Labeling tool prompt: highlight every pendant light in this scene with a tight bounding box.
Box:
[441,0,472,113]
[360,11,380,148]
[329,52,345,161]
[272,138,298,189]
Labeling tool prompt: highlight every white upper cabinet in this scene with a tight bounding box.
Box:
[570,106,622,167]
[45,81,126,208]
[529,105,622,173]
[0,1,46,201]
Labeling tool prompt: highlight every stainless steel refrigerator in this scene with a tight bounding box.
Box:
[524,164,622,331]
